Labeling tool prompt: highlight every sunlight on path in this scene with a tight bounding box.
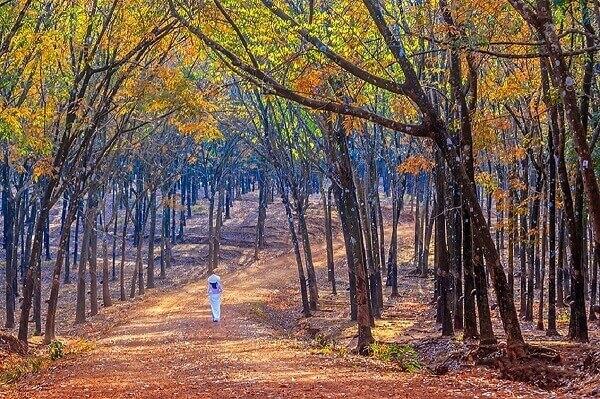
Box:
[7,253,547,399]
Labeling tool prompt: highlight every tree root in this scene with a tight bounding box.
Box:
[472,343,561,368]
[491,344,569,390]
[524,344,561,363]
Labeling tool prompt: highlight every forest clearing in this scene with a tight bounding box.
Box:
[2,0,600,398]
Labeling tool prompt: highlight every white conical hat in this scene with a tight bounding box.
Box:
[208,274,220,283]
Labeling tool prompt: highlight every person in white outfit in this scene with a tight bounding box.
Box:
[207,274,223,322]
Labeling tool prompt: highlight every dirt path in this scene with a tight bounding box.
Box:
[8,259,552,399]
[7,253,548,399]
[3,197,553,399]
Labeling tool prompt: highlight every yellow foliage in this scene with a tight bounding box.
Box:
[475,171,499,193]
[397,154,434,174]
[342,116,363,134]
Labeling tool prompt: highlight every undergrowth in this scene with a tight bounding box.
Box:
[311,333,348,356]
[0,338,94,387]
[369,342,422,372]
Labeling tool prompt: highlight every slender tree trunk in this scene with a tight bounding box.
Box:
[112,186,118,281]
[387,175,405,297]
[376,179,386,278]
[326,117,373,352]
[555,120,588,341]
[420,197,434,278]
[557,213,565,308]
[356,173,379,320]
[507,173,516,297]
[519,158,529,316]
[44,198,78,343]
[89,210,99,318]
[280,184,310,316]
[434,151,453,337]
[75,197,94,324]
[590,244,599,322]
[414,178,421,267]
[473,239,497,347]
[119,185,130,302]
[33,257,42,336]
[70,200,82,283]
[367,155,384,317]
[213,184,225,270]
[462,196,478,341]
[537,185,548,330]
[3,183,15,328]
[323,183,336,294]
[179,174,186,241]
[225,177,232,220]
[43,213,51,261]
[547,124,559,335]
[525,170,543,321]
[297,204,318,311]
[207,193,215,274]
[254,168,267,259]
[102,231,112,308]
[147,189,157,289]
[451,175,463,330]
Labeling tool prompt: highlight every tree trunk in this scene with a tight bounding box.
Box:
[434,150,453,337]
[326,117,373,352]
[297,205,318,311]
[590,245,599,322]
[542,58,588,341]
[3,177,15,328]
[44,198,78,343]
[355,172,379,320]
[420,196,434,278]
[207,193,215,274]
[525,169,543,321]
[147,189,157,289]
[254,168,267,259]
[547,122,559,335]
[414,178,421,267]
[367,155,384,317]
[557,213,565,308]
[280,184,310,317]
[70,200,83,283]
[507,171,516,297]
[213,184,225,270]
[434,128,523,354]
[75,197,93,324]
[386,174,405,298]
[102,231,112,308]
[119,191,130,302]
[33,257,42,336]
[112,186,118,281]
[323,183,336,295]
[450,174,463,330]
[537,185,548,331]
[89,210,99,318]
[519,158,529,316]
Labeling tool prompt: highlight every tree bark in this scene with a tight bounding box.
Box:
[147,189,157,289]
[322,183,336,295]
[434,150,453,337]
[44,198,78,343]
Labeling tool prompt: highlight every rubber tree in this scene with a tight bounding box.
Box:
[171,0,527,356]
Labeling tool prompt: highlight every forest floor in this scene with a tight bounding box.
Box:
[1,193,599,398]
